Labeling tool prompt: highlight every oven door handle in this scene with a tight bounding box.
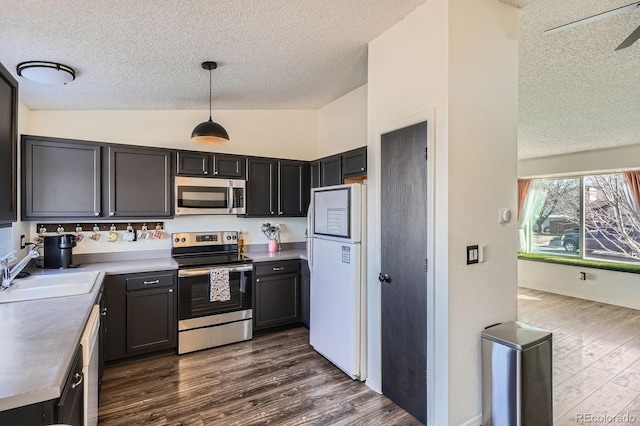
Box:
[178,264,253,277]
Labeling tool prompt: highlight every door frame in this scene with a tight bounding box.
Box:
[370,107,440,425]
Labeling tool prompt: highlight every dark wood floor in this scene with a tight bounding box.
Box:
[98,327,422,425]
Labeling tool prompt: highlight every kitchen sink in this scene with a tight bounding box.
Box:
[0,271,99,304]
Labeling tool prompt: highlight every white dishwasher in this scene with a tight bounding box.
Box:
[81,305,100,426]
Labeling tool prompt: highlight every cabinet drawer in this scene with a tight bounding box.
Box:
[254,260,300,277]
[126,272,175,291]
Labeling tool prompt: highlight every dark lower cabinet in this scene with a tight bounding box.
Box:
[56,346,84,426]
[105,270,177,362]
[300,260,310,329]
[253,260,300,331]
[0,348,83,426]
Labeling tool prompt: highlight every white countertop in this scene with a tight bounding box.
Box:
[0,250,307,412]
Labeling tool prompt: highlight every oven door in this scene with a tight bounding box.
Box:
[178,264,252,321]
[175,177,245,215]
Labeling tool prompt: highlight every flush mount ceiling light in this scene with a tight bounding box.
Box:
[191,61,229,145]
[16,61,75,84]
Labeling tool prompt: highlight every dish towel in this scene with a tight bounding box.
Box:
[210,268,231,302]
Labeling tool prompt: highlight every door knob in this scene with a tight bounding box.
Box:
[378,273,391,283]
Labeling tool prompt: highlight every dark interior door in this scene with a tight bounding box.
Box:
[380,121,428,424]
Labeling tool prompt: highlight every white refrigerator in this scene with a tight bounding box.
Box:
[307,183,367,381]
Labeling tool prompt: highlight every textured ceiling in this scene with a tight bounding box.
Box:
[518,0,640,159]
[0,0,425,110]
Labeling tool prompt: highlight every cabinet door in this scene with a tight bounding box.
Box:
[254,273,299,330]
[104,275,127,362]
[278,160,309,217]
[310,161,321,189]
[320,155,342,187]
[108,145,172,217]
[176,151,211,176]
[300,261,310,329]
[0,62,17,226]
[56,346,83,426]
[22,136,101,219]
[342,147,367,177]
[126,286,176,353]
[213,154,246,178]
[246,158,277,216]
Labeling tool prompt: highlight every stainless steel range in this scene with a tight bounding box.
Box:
[172,231,253,354]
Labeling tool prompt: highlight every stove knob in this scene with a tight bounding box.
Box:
[227,235,231,240]
[233,235,237,240]
[174,238,180,243]
[181,238,186,243]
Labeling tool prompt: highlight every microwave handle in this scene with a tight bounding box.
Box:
[228,180,233,213]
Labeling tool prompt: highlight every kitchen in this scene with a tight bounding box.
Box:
[0,1,521,425]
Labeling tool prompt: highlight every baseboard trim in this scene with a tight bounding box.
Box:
[365,378,381,394]
[459,414,481,426]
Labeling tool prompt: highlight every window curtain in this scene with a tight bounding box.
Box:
[623,171,640,215]
[517,179,532,220]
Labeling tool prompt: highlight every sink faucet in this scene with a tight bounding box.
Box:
[1,246,40,289]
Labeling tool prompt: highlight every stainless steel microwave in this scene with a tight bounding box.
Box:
[175,177,246,215]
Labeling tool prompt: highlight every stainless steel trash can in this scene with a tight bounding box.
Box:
[481,321,552,426]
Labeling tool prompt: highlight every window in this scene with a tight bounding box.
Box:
[520,172,640,264]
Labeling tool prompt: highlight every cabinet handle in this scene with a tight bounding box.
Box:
[109,212,115,216]
[270,211,274,215]
[204,171,208,175]
[143,280,160,285]
[71,372,84,389]
[169,288,173,293]
[273,267,285,271]
[95,212,100,216]
[256,278,260,283]
[214,171,218,175]
[361,167,365,171]
[101,307,107,316]
[279,211,283,214]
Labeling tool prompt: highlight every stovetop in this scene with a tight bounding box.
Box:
[174,253,251,268]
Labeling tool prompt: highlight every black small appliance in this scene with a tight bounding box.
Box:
[44,234,78,269]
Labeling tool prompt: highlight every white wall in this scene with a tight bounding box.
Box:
[29,109,318,160]
[316,85,367,158]
[368,0,518,424]
[368,0,449,423]
[448,0,519,424]
[519,260,640,310]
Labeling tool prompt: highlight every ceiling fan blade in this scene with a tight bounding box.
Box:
[545,1,640,35]
[615,24,640,50]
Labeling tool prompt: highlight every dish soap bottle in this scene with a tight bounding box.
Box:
[238,228,245,253]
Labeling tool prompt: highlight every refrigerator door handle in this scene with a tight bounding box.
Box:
[307,196,314,272]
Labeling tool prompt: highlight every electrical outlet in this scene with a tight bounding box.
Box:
[579,271,587,281]
[20,234,25,250]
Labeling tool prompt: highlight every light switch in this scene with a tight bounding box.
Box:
[467,245,479,265]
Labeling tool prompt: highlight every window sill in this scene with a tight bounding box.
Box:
[518,253,640,274]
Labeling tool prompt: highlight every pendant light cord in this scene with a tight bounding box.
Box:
[208,67,212,121]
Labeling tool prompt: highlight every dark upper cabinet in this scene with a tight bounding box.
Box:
[176,151,211,176]
[246,157,278,216]
[246,157,309,217]
[0,61,17,227]
[22,136,102,220]
[279,160,309,217]
[213,153,246,178]
[341,146,367,178]
[320,154,342,187]
[108,145,172,218]
[310,161,321,189]
[176,151,246,178]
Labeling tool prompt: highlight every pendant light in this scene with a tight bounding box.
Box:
[191,61,229,145]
